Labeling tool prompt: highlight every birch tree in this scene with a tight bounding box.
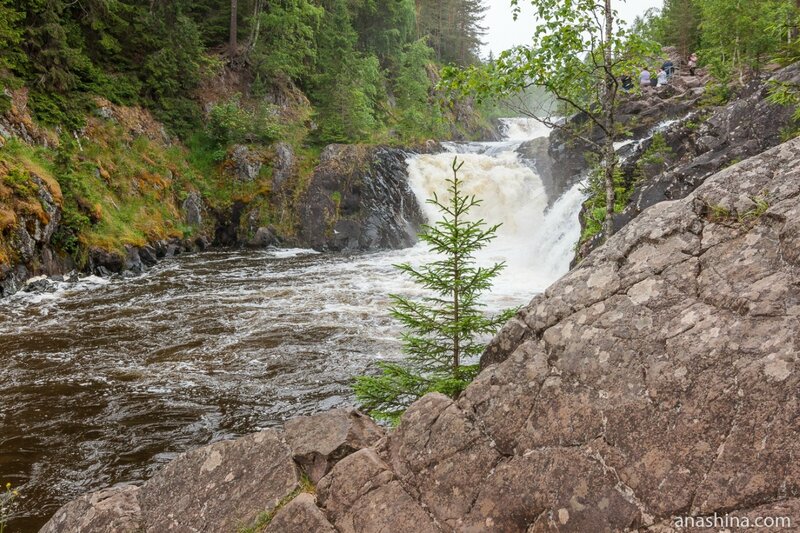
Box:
[443,0,658,240]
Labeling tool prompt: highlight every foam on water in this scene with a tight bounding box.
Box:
[499,117,553,141]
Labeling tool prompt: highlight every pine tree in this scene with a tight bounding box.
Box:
[354,157,513,423]
[0,0,22,72]
[394,38,446,140]
[311,0,384,142]
[661,0,701,61]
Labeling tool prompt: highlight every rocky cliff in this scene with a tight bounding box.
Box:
[297,144,425,252]
[41,136,800,531]
[0,99,433,298]
[576,62,800,260]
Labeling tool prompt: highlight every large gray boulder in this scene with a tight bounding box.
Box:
[272,141,296,191]
[264,493,336,533]
[475,138,800,529]
[228,144,263,182]
[137,429,299,531]
[317,448,440,533]
[39,486,141,533]
[182,191,204,227]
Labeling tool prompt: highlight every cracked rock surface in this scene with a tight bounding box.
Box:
[40,140,799,531]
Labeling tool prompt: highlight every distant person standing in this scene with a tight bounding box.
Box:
[657,67,668,86]
[662,59,674,79]
[621,74,634,92]
[639,68,651,89]
[688,53,698,76]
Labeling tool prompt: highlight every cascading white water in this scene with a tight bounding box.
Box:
[498,117,554,142]
[405,118,587,307]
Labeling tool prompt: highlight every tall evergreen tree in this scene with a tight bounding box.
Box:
[311,0,385,141]
[394,39,447,140]
[661,0,701,60]
[696,0,795,80]
[0,0,22,72]
[416,0,487,65]
[248,0,322,82]
[354,158,512,423]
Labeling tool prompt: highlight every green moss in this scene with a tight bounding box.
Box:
[236,474,315,533]
[707,203,732,222]
[701,194,769,226]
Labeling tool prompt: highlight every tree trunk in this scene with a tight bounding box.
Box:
[452,171,461,376]
[248,0,263,51]
[791,0,800,43]
[229,0,238,55]
[602,0,617,240]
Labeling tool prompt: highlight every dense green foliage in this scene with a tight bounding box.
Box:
[354,158,512,423]
[633,0,800,81]
[2,0,489,144]
[418,0,488,65]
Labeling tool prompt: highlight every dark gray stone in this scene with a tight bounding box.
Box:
[182,191,204,227]
[298,144,424,251]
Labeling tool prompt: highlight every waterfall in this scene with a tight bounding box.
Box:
[405,118,587,305]
[498,117,553,142]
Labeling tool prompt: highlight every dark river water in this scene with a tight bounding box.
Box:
[0,249,423,531]
[0,128,587,531]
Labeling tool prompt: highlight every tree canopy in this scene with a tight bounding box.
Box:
[1,0,491,143]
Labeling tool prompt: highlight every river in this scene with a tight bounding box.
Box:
[0,118,585,531]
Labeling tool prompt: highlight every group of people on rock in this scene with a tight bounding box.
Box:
[620,52,699,93]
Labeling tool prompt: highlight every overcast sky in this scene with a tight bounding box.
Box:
[482,0,664,57]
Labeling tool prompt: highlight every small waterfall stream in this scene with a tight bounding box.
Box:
[0,119,586,530]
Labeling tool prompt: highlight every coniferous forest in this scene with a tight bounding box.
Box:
[0,0,490,143]
[0,0,497,271]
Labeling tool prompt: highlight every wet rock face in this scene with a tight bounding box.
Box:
[0,173,72,297]
[298,144,425,251]
[246,225,280,248]
[515,136,562,205]
[548,77,707,190]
